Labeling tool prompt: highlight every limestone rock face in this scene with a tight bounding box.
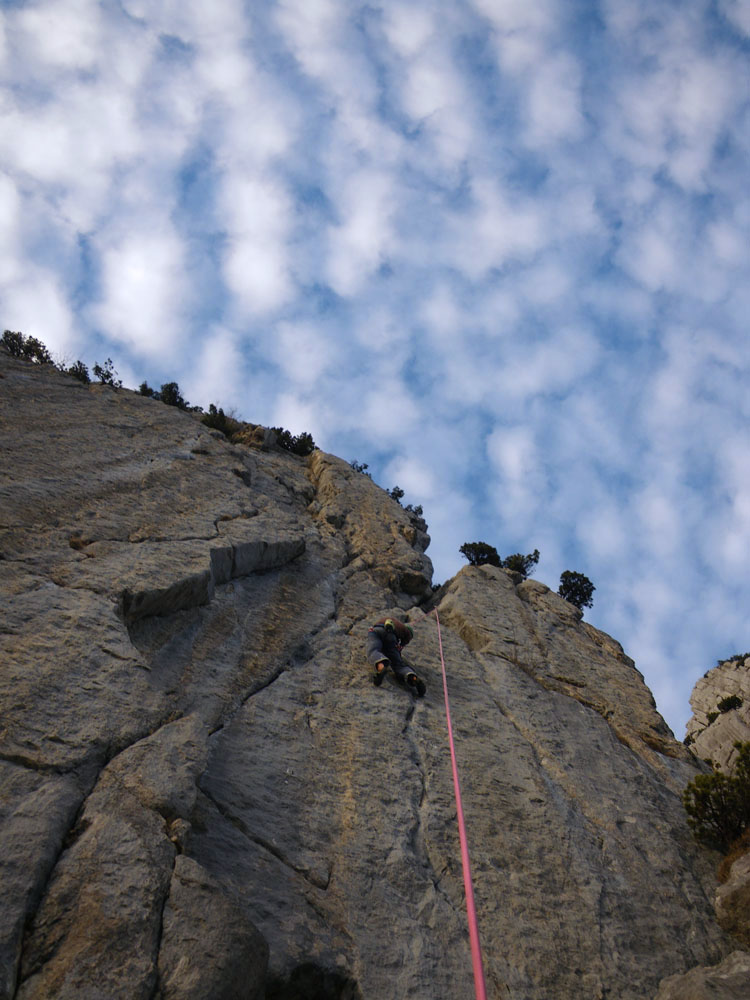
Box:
[685,656,750,771]
[652,658,750,998]
[0,351,735,999]
[653,950,750,1000]
[157,856,268,1000]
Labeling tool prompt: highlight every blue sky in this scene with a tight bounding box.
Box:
[2,0,750,737]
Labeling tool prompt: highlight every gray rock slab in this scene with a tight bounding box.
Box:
[716,853,750,949]
[0,765,84,1000]
[15,781,175,1000]
[0,584,167,770]
[685,657,750,770]
[157,856,268,1000]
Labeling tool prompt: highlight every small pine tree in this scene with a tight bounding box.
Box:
[388,486,405,505]
[67,361,90,384]
[201,403,244,438]
[683,743,750,853]
[350,460,372,478]
[459,542,501,567]
[718,695,743,713]
[273,428,316,456]
[502,549,540,579]
[22,336,53,364]
[2,330,52,364]
[93,358,122,388]
[159,382,188,409]
[558,570,596,610]
[2,330,25,356]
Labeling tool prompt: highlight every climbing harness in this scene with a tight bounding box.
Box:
[432,609,488,1000]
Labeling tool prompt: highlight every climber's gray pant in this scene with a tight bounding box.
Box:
[366,626,411,681]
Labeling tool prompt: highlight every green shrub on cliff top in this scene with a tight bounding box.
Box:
[458,543,540,579]
[273,428,316,456]
[2,330,53,364]
[459,542,501,567]
[201,404,244,438]
[502,549,540,578]
[558,570,596,610]
[93,358,122,389]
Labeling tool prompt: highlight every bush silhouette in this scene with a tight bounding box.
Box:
[272,428,316,456]
[558,570,595,610]
[718,695,743,713]
[93,358,122,388]
[2,330,53,364]
[201,404,243,438]
[683,743,750,853]
[159,382,189,409]
[502,549,540,578]
[350,460,371,478]
[459,542,501,567]
[2,330,24,356]
[66,361,90,384]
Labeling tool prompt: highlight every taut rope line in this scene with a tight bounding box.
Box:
[432,608,488,1000]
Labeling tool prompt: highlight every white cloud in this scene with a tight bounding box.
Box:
[471,0,558,36]
[326,170,395,296]
[707,219,747,267]
[576,504,629,563]
[451,177,546,279]
[218,173,293,315]
[524,53,584,147]
[400,48,462,121]
[15,0,102,71]
[381,4,435,57]
[272,393,321,440]
[0,173,22,284]
[616,209,684,293]
[494,326,601,402]
[3,271,74,355]
[90,226,188,360]
[718,0,750,35]
[486,425,547,533]
[354,384,421,443]
[383,454,438,501]
[183,326,245,412]
[273,321,335,387]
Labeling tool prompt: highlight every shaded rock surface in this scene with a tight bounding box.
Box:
[716,854,750,949]
[157,856,268,1000]
[0,351,735,999]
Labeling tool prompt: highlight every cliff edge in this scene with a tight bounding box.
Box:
[0,351,736,999]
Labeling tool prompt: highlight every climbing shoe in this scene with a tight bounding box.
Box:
[406,673,426,697]
[373,660,389,686]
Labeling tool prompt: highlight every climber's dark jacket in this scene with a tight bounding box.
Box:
[366,617,413,680]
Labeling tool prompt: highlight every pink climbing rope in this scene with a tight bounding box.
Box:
[433,609,488,1000]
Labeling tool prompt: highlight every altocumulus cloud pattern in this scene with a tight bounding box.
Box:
[2,0,750,735]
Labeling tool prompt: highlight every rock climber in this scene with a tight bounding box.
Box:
[366,617,426,696]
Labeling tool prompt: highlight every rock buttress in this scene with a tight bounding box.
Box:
[0,350,734,998]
